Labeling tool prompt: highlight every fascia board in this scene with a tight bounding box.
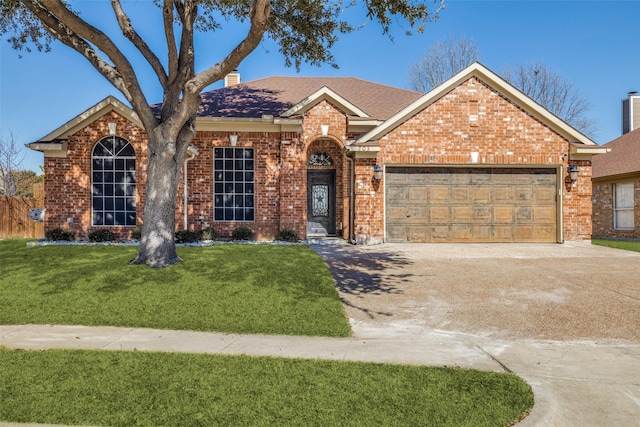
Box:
[281,86,369,118]
[196,116,301,133]
[37,96,141,142]
[569,143,610,160]
[358,62,597,146]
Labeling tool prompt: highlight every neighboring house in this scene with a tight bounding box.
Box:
[592,124,640,240]
[28,62,606,244]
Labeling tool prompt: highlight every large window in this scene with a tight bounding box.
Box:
[92,136,136,226]
[214,147,254,221]
[614,182,634,230]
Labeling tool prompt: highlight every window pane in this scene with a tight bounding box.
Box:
[215,208,223,221]
[105,212,115,226]
[104,159,113,171]
[93,212,104,225]
[93,172,103,183]
[615,183,634,209]
[92,184,103,197]
[115,198,125,211]
[115,184,125,197]
[93,197,103,210]
[104,185,114,196]
[105,198,114,210]
[93,159,103,170]
[235,208,245,221]
[616,210,634,229]
[115,158,125,170]
[115,212,126,225]
[245,209,254,221]
[126,213,136,226]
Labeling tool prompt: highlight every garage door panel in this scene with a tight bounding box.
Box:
[430,206,451,222]
[385,167,558,243]
[494,206,514,222]
[428,186,450,202]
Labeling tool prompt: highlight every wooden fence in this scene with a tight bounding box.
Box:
[0,183,45,239]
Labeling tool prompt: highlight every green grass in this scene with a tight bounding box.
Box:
[0,239,350,337]
[0,348,534,427]
[592,238,640,253]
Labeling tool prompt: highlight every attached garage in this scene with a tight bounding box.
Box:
[385,167,559,243]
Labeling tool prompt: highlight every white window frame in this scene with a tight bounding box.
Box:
[91,136,136,227]
[213,147,255,222]
[614,182,634,230]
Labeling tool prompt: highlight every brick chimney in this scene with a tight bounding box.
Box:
[224,70,241,88]
[622,91,639,134]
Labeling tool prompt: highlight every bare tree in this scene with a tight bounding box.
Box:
[408,34,479,93]
[0,0,444,267]
[0,131,23,196]
[502,61,596,137]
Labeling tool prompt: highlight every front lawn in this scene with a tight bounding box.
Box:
[0,348,534,427]
[592,238,640,253]
[0,240,350,337]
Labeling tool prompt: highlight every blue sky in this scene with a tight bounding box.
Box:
[1,0,639,173]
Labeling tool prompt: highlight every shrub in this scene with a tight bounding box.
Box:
[88,229,115,242]
[200,227,219,240]
[130,227,142,240]
[276,229,299,243]
[45,228,74,241]
[231,226,255,241]
[175,229,200,243]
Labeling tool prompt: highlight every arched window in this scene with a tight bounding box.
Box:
[308,152,333,166]
[92,136,136,226]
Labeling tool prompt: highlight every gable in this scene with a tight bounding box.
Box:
[356,62,599,149]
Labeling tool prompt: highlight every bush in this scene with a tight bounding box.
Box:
[88,229,115,242]
[231,226,255,241]
[130,227,142,240]
[200,227,219,240]
[45,228,74,241]
[276,229,299,243]
[175,229,200,243]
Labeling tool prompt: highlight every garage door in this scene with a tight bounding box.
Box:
[385,167,558,243]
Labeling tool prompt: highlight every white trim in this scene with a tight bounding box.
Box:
[281,86,369,118]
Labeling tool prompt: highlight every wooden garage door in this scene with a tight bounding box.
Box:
[385,167,557,243]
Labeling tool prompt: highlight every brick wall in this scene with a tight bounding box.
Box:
[359,77,593,242]
[44,111,148,239]
[592,178,640,239]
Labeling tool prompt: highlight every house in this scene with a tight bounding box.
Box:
[28,62,607,243]
[592,93,640,239]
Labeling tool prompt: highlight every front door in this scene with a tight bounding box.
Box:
[307,170,336,236]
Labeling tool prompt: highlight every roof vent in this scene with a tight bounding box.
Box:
[224,70,241,88]
[629,91,638,97]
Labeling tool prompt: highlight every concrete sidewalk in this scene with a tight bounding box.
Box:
[2,323,640,426]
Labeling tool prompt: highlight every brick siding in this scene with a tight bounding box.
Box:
[592,178,640,239]
[42,77,595,242]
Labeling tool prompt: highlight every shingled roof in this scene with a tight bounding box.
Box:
[195,76,423,120]
[592,127,640,179]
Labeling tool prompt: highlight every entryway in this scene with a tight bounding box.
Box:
[307,169,336,236]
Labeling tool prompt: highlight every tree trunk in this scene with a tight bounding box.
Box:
[130,138,183,268]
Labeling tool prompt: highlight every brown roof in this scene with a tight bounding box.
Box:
[592,127,640,179]
[195,76,423,120]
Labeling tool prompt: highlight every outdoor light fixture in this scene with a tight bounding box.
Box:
[108,122,117,135]
[373,164,383,181]
[568,164,579,185]
[229,134,238,147]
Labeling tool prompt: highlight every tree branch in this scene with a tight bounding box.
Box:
[110,0,168,88]
[33,0,157,129]
[191,0,271,92]
[164,0,178,84]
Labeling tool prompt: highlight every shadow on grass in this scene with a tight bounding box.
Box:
[309,242,414,319]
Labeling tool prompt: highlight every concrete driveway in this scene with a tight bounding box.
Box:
[312,240,640,426]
